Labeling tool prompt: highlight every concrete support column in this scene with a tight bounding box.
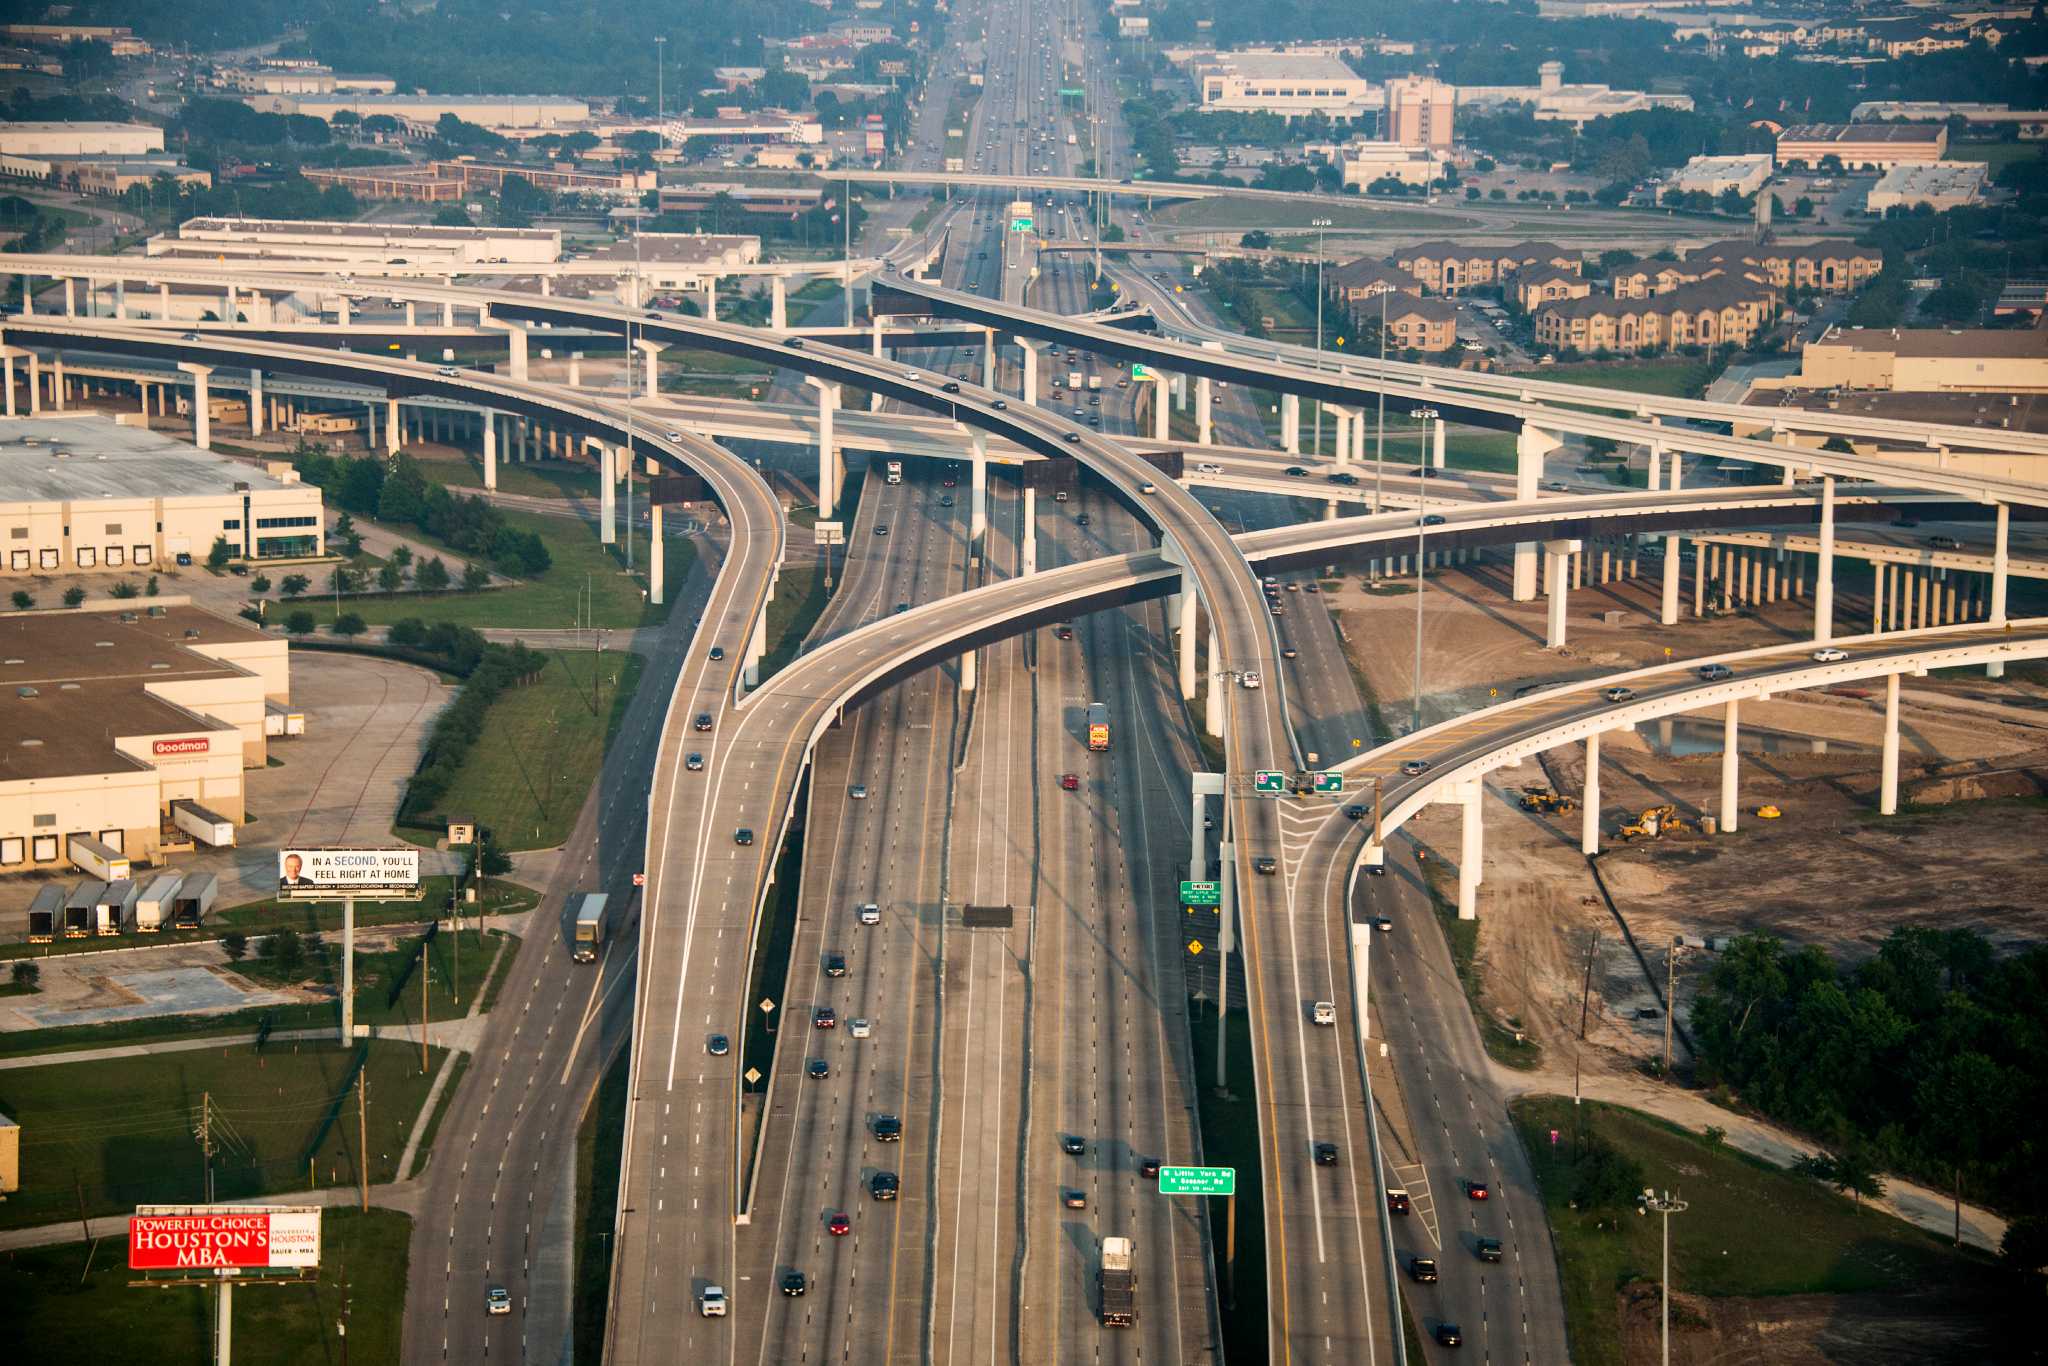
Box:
[1544,539,1579,648]
[179,363,214,451]
[701,279,717,323]
[599,443,617,544]
[334,293,349,326]
[1582,732,1602,856]
[1720,700,1740,834]
[1457,781,1483,921]
[1329,407,1353,466]
[744,602,769,689]
[649,503,665,604]
[568,352,582,388]
[0,352,13,417]
[1880,672,1901,815]
[498,322,528,382]
[808,377,843,519]
[1021,487,1037,575]
[636,339,664,398]
[1020,341,1040,406]
[1873,562,1886,633]
[1204,619,1223,739]
[1431,417,1446,469]
[482,411,498,492]
[1513,424,1556,601]
[1647,444,1664,491]
[25,353,39,414]
[157,283,171,319]
[1281,392,1300,454]
[404,301,416,327]
[385,397,401,455]
[1917,571,1932,630]
[63,278,75,316]
[969,433,988,547]
[982,328,996,390]
[113,280,126,319]
[1195,374,1212,446]
[51,353,64,410]
[1151,374,1169,442]
[442,301,454,327]
[1178,589,1198,699]
[249,369,264,436]
[1989,502,2011,677]
[771,277,788,331]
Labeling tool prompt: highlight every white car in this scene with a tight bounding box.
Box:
[1241,671,1262,689]
[850,1018,872,1039]
[666,430,684,442]
[700,1285,728,1317]
[1196,462,1223,474]
[1812,647,1848,662]
[857,903,881,926]
[1140,481,1158,494]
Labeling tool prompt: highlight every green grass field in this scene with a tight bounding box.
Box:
[1538,358,1717,400]
[231,927,511,1027]
[1187,1003,1267,1361]
[0,1040,448,1230]
[1511,1096,1983,1366]
[301,508,695,630]
[397,649,645,850]
[0,1209,411,1366]
[1154,196,1476,232]
[573,1045,631,1364]
[410,449,600,501]
[1946,141,2040,172]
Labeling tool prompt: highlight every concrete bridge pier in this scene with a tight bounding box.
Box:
[249,369,263,436]
[1880,672,1902,815]
[1204,620,1223,738]
[635,339,665,399]
[1514,424,1560,601]
[1544,539,1581,648]
[970,432,988,548]
[1020,339,1041,406]
[1457,780,1483,920]
[1328,406,1353,466]
[1719,700,1740,834]
[1021,486,1037,575]
[599,441,617,543]
[649,504,665,605]
[0,349,16,417]
[1814,476,1836,643]
[745,597,769,689]
[1196,374,1212,446]
[178,363,213,450]
[1582,733,1602,856]
[486,318,529,382]
[1432,416,1445,470]
[1150,373,1169,442]
[1281,392,1300,454]
[1990,504,2010,678]
[385,397,401,455]
[482,411,499,492]
[1661,534,1682,626]
[771,277,787,331]
[982,328,996,390]
[807,377,843,520]
[1177,589,1198,699]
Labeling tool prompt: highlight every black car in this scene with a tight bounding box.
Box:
[709,645,725,661]
[1284,466,1309,477]
[992,399,1008,411]
[873,1114,903,1142]
[1434,1323,1463,1348]
[1313,1142,1339,1166]
[1329,472,1358,486]
[734,828,754,846]
[824,952,848,978]
[781,1270,807,1297]
[686,752,705,771]
[784,336,806,349]
[1253,856,1278,875]
[1138,1157,1162,1179]
[807,1058,830,1079]
[707,1033,730,1056]
[694,712,714,732]
[1344,805,1367,821]
[1063,432,1082,444]
[1475,1237,1503,1263]
[943,381,961,394]
[1422,514,1447,526]
[1076,513,1091,526]
[1060,1134,1085,1156]
[870,1170,899,1201]
[1409,1257,1439,1283]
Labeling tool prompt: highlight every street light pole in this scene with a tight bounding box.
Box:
[1310,218,1329,455]
[1642,1189,1689,1366]
[1411,407,1437,733]
[1374,288,1387,513]
[654,37,665,123]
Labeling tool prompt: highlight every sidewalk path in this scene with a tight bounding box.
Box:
[0,1015,489,1071]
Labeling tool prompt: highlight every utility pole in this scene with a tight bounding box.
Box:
[196,1091,214,1203]
[356,1070,368,1211]
[1663,940,1683,1075]
[654,37,666,124]
[1310,218,1329,456]
[420,944,429,1073]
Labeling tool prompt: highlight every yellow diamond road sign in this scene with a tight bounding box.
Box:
[1187,940,1203,956]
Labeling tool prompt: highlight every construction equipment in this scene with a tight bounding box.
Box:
[1519,787,1578,816]
[1756,804,1783,820]
[1618,804,1688,840]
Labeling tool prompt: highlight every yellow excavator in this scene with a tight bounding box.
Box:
[1618,804,1689,839]
[1519,787,1578,816]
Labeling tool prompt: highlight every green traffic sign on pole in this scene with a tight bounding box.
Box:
[1131,362,1152,380]
[1010,217,1034,232]
[1158,1165,1236,1196]
[1314,771,1344,795]
[1180,880,1220,907]
[1253,770,1285,795]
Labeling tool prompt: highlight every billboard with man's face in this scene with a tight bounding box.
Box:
[277,847,421,900]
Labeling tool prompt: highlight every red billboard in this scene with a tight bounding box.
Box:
[153,737,210,756]
[129,1206,321,1270]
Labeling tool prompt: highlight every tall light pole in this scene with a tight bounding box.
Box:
[1374,287,1387,512]
[654,37,665,123]
[1410,407,1437,734]
[1310,218,1330,456]
[1641,1189,1689,1366]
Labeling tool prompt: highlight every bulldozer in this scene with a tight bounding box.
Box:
[1618,804,1689,840]
[1519,787,1578,816]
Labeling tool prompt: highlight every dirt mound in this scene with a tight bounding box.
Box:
[1615,1280,2007,1364]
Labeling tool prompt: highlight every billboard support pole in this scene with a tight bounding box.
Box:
[340,898,355,1044]
[216,1279,232,1366]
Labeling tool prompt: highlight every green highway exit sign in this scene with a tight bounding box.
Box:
[1159,1165,1236,1196]
[1181,880,1220,907]
[1131,362,1151,379]
[1060,87,1085,97]
[1254,770,1285,795]
[1315,771,1344,795]
[1010,216,1034,232]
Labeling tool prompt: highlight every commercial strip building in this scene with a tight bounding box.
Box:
[239,92,591,131]
[1774,123,1948,170]
[1666,153,1774,198]
[1191,51,1375,118]
[1866,161,1989,213]
[212,64,397,96]
[660,111,825,146]
[0,23,150,56]
[0,601,289,873]
[154,217,562,266]
[0,418,326,575]
[1774,327,2048,394]
[298,158,653,203]
[1335,141,1446,189]
[656,182,827,215]
[0,122,164,157]
[1851,101,2048,138]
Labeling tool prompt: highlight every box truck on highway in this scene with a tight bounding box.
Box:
[27,885,63,943]
[572,893,611,963]
[1099,1236,1136,1326]
[885,459,904,485]
[1087,374,1101,391]
[1068,370,1084,390]
[1086,702,1111,752]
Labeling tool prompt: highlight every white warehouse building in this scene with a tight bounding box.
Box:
[0,121,165,157]
[1193,52,1374,118]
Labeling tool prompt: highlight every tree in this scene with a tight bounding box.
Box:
[145,575,159,597]
[9,590,32,610]
[1824,1146,1885,1208]
[432,202,473,227]
[377,563,405,593]
[62,586,85,607]
[260,926,305,975]
[390,544,413,571]
[416,556,451,592]
[9,960,38,990]
[462,562,491,592]
[2004,1215,2048,1277]
[330,566,356,596]
[1793,196,1815,218]
[207,535,234,571]
[285,609,316,635]
[221,930,248,962]
[332,511,362,556]
[109,581,139,599]
[332,612,367,638]
[281,573,311,598]
[251,574,272,595]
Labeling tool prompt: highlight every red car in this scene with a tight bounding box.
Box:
[827,1212,851,1236]
[814,1006,837,1029]
[1466,1180,1490,1201]
[1060,773,1080,791]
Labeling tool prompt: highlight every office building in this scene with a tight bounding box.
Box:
[1775,123,1948,170]
[1454,60,1692,126]
[1384,75,1454,151]
[1866,161,1988,213]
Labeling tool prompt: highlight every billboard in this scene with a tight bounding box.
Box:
[129,1205,322,1271]
[277,847,421,900]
